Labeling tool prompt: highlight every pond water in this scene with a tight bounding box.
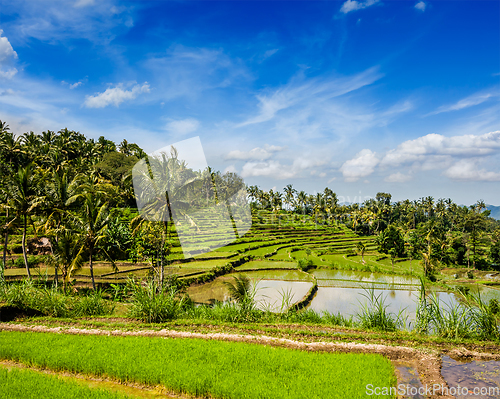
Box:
[440,356,500,399]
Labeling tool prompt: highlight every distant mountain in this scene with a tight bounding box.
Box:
[486,204,500,220]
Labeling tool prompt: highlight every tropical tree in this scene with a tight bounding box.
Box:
[7,163,43,278]
[357,241,366,264]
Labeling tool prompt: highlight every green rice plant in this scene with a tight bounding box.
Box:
[0,331,396,399]
[0,367,133,399]
[128,279,185,323]
[356,286,405,332]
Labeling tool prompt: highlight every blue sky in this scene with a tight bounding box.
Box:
[0,0,499,205]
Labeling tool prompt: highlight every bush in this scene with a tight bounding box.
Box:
[72,290,115,317]
[297,258,313,271]
[128,280,186,323]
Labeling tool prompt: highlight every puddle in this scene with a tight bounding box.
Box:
[393,361,425,399]
[441,355,500,399]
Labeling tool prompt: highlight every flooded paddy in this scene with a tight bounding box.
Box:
[187,269,313,309]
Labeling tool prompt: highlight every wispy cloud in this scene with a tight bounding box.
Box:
[237,66,383,127]
[164,118,200,136]
[340,0,380,14]
[143,46,250,103]
[414,1,426,12]
[226,145,285,161]
[1,0,133,45]
[240,156,325,180]
[426,88,499,116]
[84,82,150,108]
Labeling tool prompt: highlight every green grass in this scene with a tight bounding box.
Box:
[0,367,135,399]
[0,331,396,399]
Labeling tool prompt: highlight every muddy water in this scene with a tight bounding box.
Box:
[440,356,500,399]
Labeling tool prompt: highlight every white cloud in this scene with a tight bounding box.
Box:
[414,1,426,12]
[340,149,379,182]
[444,160,500,182]
[164,118,200,136]
[381,131,500,168]
[74,0,95,7]
[340,0,379,14]
[226,145,285,161]
[70,82,82,89]
[0,30,18,64]
[2,0,132,45]
[224,165,237,174]
[427,89,499,116]
[241,160,296,179]
[0,30,18,79]
[84,82,150,108]
[240,155,325,180]
[385,172,412,183]
[0,68,18,79]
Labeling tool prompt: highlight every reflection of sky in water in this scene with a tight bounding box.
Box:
[308,287,460,325]
[312,269,420,286]
[450,283,500,303]
[254,280,313,312]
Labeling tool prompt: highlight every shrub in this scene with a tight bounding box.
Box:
[128,280,186,323]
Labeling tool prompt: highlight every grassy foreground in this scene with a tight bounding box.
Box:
[0,367,134,399]
[0,331,396,399]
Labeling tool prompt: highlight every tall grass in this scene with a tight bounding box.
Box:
[415,278,499,340]
[356,286,406,332]
[127,279,187,323]
[0,280,114,318]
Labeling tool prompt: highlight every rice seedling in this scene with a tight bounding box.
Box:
[0,367,134,399]
[0,330,396,399]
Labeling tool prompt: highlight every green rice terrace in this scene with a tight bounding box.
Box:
[2,127,500,398]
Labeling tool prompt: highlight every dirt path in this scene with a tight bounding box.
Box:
[5,323,498,398]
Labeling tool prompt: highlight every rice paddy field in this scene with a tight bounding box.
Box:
[2,210,500,398]
[0,330,396,399]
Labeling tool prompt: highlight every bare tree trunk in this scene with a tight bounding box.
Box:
[2,228,8,284]
[89,248,96,290]
[22,215,31,279]
[160,231,165,287]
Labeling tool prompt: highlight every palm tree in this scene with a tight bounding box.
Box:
[7,163,42,279]
[223,274,256,311]
[357,241,366,263]
[69,176,115,289]
[283,184,296,211]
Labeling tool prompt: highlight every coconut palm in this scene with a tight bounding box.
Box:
[68,176,116,289]
[7,163,43,279]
